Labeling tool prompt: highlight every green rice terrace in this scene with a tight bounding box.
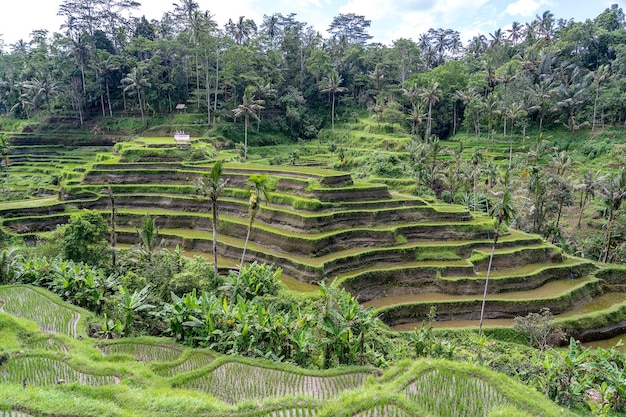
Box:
[1,128,626,416]
[1,135,624,338]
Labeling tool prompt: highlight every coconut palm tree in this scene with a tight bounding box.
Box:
[454,87,478,137]
[574,170,599,229]
[96,53,118,117]
[23,77,61,113]
[121,66,151,123]
[471,148,484,211]
[589,64,612,131]
[195,161,227,277]
[419,82,440,143]
[0,136,9,199]
[507,21,525,45]
[527,78,555,134]
[478,190,518,339]
[234,86,264,162]
[594,168,626,263]
[319,69,348,135]
[239,174,270,278]
[506,102,527,170]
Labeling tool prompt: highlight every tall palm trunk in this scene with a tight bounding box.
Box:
[600,209,614,263]
[106,78,113,117]
[576,190,589,229]
[243,114,249,162]
[478,223,501,339]
[211,200,219,277]
[138,90,145,123]
[331,93,336,133]
[239,216,253,279]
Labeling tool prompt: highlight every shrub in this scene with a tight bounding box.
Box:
[222,262,280,301]
[169,256,222,297]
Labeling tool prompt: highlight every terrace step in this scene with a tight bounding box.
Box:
[340,259,597,302]
[392,291,626,334]
[369,276,603,326]
[110,210,495,257]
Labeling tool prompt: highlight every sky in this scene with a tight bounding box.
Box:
[0,0,623,49]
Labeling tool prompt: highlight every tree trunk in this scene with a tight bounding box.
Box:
[106,79,113,117]
[205,51,211,124]
[478,227,500,339]
[239,217,253,279]
[138,90,145,124]
[576,191,588,229]
[108,186,117,268]
[331,93,336,134]
[195,48,200,112]
[214,52,220,124]
[592,87,599,131]
[212,200,219,277]
[600,209,614,263]
[244,114,248,162]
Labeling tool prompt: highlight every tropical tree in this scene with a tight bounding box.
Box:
[234,85,264,162]
[594,168,626,263]
[527,78,555,133]
[195,161,227,277]
[0,137,10,200]
[589,64,612,131]
[95,52,118,117]
[419,81,440,142]
[23,77,62,113]
[318,69,347,135]
[121,66,151,123]
[471,148,484,211]
[506,102,527,170]
[117,285,154,336]
[574,170,599,229]
[133,214,164,263]
[454,87,478,137]
[478,190,518,339]
[239,174,270,278]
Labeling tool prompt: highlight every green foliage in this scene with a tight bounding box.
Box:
[58,210,109,266]
[223,262,280,301]
[168,256,222,297]
[513,308,566,351]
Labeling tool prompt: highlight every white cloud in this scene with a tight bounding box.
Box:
[504,0,552,17]
[339,0,394,20]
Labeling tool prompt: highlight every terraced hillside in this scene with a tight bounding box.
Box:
[1,137,626,337]
[0,287,578,417]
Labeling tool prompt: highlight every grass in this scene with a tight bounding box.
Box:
[0,286,90,338]
[180,360,369,404]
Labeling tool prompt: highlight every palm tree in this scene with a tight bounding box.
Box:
[589,64,612,131]
[23,77,61,113]
[574,170,598,229]
[239,174,270,278]
[507,21,525,45]
[195,161,227,277]
[96,52,119,117]
[478,190,518,339]
[319,69,348,135]
[408,103,426,136]
[121,66,151,123]
[234,86,264,162]
[506,102,527,171]
[454,87,478,137]
[481,94,501,145]
[471,149,484,211]
[594,168,626,263]
[0,137,9,200]
[134,214,163,263]
[527,78,554,133]
[419,82,440,143]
